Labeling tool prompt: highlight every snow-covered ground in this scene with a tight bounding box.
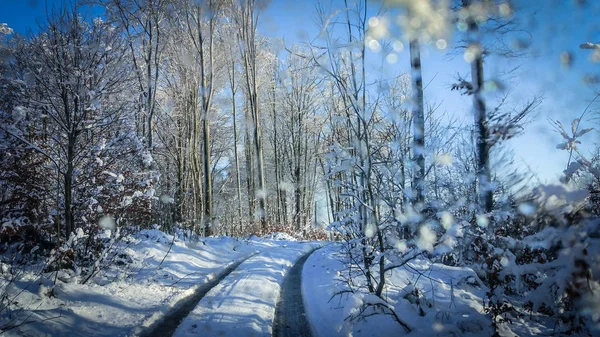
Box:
[303,243,494,337]
[2,232,563,337]
[0,230,317,337]
[172,241,320,337]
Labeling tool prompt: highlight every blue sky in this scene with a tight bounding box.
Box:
[268,0,600,185]
[1,0,598,184]
[0,0,49,34]
[263,0,600,184]
[0,0,104,34]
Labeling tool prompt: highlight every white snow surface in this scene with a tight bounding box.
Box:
[261,231,298,241]
[302,243,493,337]
[0,230,317,337]
[2,232,564,337]
[172,241,319,337]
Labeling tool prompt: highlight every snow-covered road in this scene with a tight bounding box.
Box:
[138,252,256,337]
[172,242,319,337]
[272,248,318,337]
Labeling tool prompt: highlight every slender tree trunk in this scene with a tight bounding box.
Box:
[410,38,425,206]
[175,126,184,224]
[202,112,212,236]
[294,164,301,231]
[272,77,283,226]
[244,104,255,222]
[253,98,267,230]
[64,157,74,237]
[231,72,243,230]
[294,116,302,230]
[301,117,311,229]
[146,21,153,150]
[190,88,203,233]
[319,157,336,223]
[63,91,76,238]
[464,0,493,214]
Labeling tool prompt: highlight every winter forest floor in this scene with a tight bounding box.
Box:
[0,229,574,337]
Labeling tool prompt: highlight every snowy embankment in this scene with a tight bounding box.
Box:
[302,243,493,337]
[0,230,304,337]
[172,241,320,337]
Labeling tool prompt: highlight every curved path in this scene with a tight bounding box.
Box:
[272,248,319,337]
[171,243,319,337]
[138,254,254,337]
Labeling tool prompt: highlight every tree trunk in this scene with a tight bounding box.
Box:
[231,73,243,230]
[464,0,493,214]
[202,114,212,236]
[272,77,283,226]
[244,103,255,222]
[146,19,153,150]
[254,99,267,230]
[64,91,76,238]
[175,127,184,224]
[64,161,74,238]
[410,38,425,206]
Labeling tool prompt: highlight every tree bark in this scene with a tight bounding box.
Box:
[272,75,283,226]
[464,0,493,213]
[244,104,255,221]
[410,38,425,206]
[230,65,243,231]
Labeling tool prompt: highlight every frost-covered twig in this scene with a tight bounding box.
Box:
[158,233,177,269]
[347,299,412,332]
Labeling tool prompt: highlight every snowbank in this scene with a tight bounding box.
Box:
[302,243,494,337]
[0,232,257,336]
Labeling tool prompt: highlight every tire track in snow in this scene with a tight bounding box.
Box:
[171,243,320,337]
[272,248,319,337]
[137,253,256,337]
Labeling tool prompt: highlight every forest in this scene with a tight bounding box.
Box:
[0,0,599,336]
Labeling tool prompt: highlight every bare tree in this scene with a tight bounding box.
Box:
[225,31,244,231]
[6,3,133,237]
[183,0,222,236]
[278,47,323,231]
[235,0,268,230]
[99,0,169,151]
